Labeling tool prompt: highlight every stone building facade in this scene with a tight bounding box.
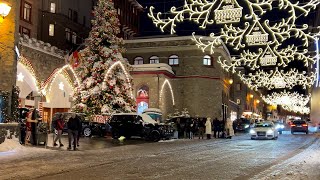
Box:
[124,36,236,120]
[0,0,20,122]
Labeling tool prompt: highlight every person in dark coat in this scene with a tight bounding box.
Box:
[198,118,205,139]
[67,113,81,150]
[213,118,220,138]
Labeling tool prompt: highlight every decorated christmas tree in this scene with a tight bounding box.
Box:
[73,0,136,116]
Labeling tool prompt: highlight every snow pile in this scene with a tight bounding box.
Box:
[0,138,23,152]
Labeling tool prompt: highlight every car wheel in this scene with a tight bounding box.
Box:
[306,131,309,134]
[112,129,120,139]
[251,137,254,140]
[150,131,161,142]
[83,127,92,137]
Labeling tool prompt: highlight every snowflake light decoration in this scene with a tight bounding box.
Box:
[239,68,316,90]
[261,91,311,114]
[149,0,319,114]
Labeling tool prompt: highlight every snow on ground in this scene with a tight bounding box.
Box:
[250,134,320,180]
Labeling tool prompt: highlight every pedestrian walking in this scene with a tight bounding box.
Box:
[67,113,81,150]
[213,118,219,138]
[205,117,212,139]
[225,118,234,139]
[53,114,64,147]
[198,118,205,139]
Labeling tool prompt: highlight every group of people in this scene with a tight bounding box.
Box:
[173,117,235,140]
[53,113,82,151]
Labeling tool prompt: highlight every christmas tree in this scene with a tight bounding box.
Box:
[73,0,136,116]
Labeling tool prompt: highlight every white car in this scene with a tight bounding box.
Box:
[250,121,278,140]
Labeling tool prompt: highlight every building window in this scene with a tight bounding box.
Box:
[49,24,55,36]
[169,55,179,65]
[236,83,241,91]
[149,56,159,64]
[19,26,31,37]
[68,9,72,19]
[65,28,71,41]
[203,55,212,66]
[72,32,77,44]
[50,3,56,13]
[73,11,78,22]
[22,2,32,22]
[134,57,144,65]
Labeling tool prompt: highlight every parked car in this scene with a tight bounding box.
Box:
[233,118,251,132]
[250,121,278,140]
[52,112,109,137]
[291,120,308,134]
[109,113,174,142]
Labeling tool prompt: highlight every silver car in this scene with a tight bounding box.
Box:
[250,121,278,140]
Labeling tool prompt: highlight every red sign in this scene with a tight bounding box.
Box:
[92,115,110,124]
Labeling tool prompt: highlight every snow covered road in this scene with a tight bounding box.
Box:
[0,133,319,180]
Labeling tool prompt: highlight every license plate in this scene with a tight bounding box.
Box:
[297,125,302,127]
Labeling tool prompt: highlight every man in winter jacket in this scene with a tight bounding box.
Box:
[67,113,81,150]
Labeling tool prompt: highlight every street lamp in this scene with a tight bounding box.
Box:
[0,2,11,19]
[228,79,233,84]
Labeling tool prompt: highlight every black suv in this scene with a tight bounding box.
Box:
[109,113,173,142]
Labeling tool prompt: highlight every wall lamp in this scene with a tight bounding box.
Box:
[0,2,11,19]
[228,79,233,85]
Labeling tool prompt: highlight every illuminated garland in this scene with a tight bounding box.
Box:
[239,68,316,90]
[159,79,175,106]
[261,91,310,114]
[18,56,41,92]
[149,0,319,93]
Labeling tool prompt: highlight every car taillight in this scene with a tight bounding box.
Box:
[291,124,296,127]
[302,124,308,127]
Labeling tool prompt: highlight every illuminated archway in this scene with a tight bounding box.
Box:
[42,64,80,95]
[104,61,134,97]
[16,56,41,97]
[159,79,175,106]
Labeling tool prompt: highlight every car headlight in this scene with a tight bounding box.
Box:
[245,125,249,128]
[249,129,256,134]
[267,129,273,134]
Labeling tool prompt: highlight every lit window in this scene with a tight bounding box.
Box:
[237,99,241,105]
[49,24,55,36]
[23,2,32,22]
[134,57,144,65]
[149,56,159,64]
[50,3,56,13]
[169,55,179,65]
[72,32,77,44]
[203,55,212,66]
[65,28,71,41]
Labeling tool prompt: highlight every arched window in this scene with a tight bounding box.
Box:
[134,57,144,65]
[149,56,159,64]
[203,55,212,66]
[168,55,179,65]
[136,85,149,114]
